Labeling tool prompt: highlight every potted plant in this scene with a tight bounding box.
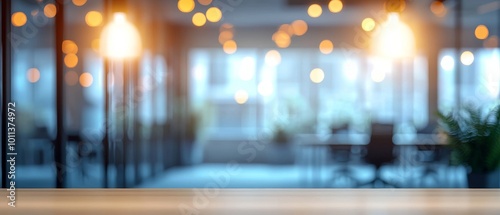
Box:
[265,123,296,164]
[438,105,500,188]
[272,124,291,145]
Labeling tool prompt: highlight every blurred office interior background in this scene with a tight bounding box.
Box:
[1,0,500,188]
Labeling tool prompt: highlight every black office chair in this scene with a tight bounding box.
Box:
[361,123,397,188]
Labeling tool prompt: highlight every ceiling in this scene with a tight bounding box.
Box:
[13,0,500,29]
[158,0,500,29]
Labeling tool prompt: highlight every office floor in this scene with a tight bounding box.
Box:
[14,163,469,188]
[138,163,469,188]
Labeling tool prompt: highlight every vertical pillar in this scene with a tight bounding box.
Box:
[122,60,129,188]
[102,0,111,189]
[454,0,462,107]
[1,0,12,189]
[55,0,66,188]
[427,34,439,123]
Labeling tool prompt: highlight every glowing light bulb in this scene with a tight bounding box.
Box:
[206,7,222,23]
[329,0,343,13]
[178,0,195,13]
[308,4,322,18]
[234,90,249,104]
[460,51,474,66]
[192,12,207,27]
[310,68,325,83]
[85,11,103,27]
[12,12,27,27]
[99,12,142,59]
[475,25,489,40]
[372,12,415,59]
[44,3,57,18]
[72,0,87,6]
[291,20,308,36]
[362,18,376,32]
[265,50,281,66]
[79,72,94,87]
[440,55,455,71]
[319,40,334,54]
[223,40,237,54]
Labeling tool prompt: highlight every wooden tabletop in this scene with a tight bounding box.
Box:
[3,189,500,215]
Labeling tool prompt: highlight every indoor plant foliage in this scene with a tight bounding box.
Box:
[272,124,291,144]
[438,105,500,176]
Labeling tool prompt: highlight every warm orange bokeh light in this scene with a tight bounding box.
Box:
[62,40,78,54]
[178,0,195,13]
[308,4,322,18]
[72,0,87,6]
[206,7,222,23]
[319,40,334,54]
[12,12,27,27]
[279,24,294,36]
[223,40,237,54]
[79,72,93,88]
[430,1,447,17]
[218,31,233,44]
[274,31,291,48]
[475,25,489,40]
[86,11,103,27]
[64,54,79,68]
[27,68,40,83]
[44,3,57,18]
[198,0,213,6]
[291,20,308,36]
[362,18,376,32]
[192,12,207,27]
[329,0,343,13]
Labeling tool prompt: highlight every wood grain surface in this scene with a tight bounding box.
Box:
[2,189,500,215]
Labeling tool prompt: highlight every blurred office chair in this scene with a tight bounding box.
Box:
[413,122,452,187]
[328,144,362,187]
[360,123,397,188]
[327,124,363,187]
[414,144,452,187]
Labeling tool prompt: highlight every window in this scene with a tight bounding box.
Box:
[439,48,500,113]
[190,48,429,139]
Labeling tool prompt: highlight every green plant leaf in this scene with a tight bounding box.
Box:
[437,104,500,173]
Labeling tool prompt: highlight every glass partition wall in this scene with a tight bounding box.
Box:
[1,0,176,188]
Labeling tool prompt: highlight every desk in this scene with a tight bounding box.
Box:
[3,189,500,215]
[296,133,447,187]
